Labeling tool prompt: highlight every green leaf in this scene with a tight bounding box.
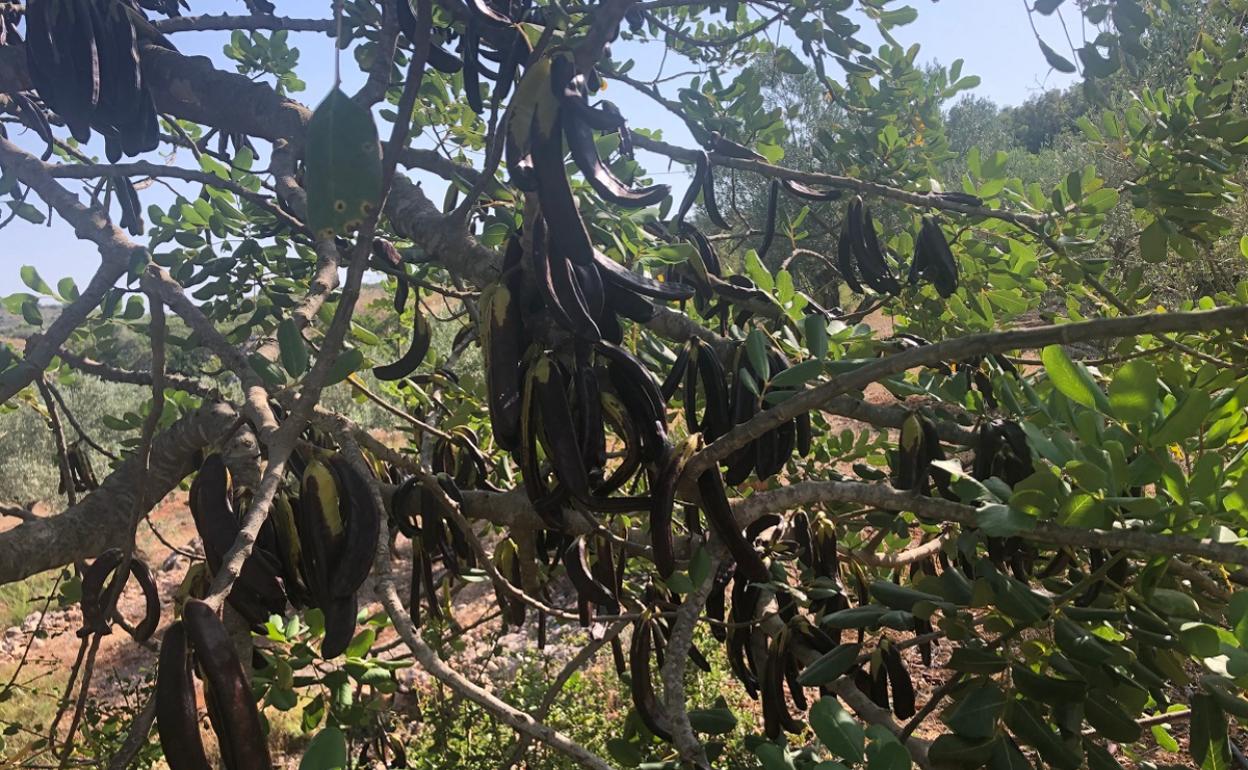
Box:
[299,727,347,770]
[948,647,1007,674]
[1084,697,1141,743]
[745,250,774,292]
[122,296,145,320]
[878,6,918,27]
[21,300,42,327]
[755,742,796,770]
[689,546,711,587]
[278,319,309,377]
[322,348,365,387]
[1108,360,1158,424]
[1141,220,1168,263]
[6,200,45,224]
[1034,0,1063,13]
[1150,389,1211,447]
[249,353,286,387]
[928,735,995,768]
[991,737,1034,770]
[305,88,383,240]
[1041,345,1109,412]
[345,627,375,658]
[746,328,770,381]
[1005,701,1082,770]
[811,697,865,763]
[606,738,642,768]
[57,277,79,302]
[804,315,829,359]
[799,644,861,687]
[1191,695,1231,770]
[770,360,823,390]
[867,731,912,770]
[976,504,1036,537]
[774,48,808,75]
[20,266,51,295]
[944,683,1006,740]
[688,707,737,735]
[1038,39,1077,73]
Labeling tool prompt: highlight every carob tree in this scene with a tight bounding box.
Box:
[2,1,1248,769]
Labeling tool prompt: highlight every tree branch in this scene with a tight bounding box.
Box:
[0,402,239,585]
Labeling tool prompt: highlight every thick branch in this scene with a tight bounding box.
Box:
[742,479,1248,568]
[152,14,336,34]
[692,305,1248,476]
[0,402,238,585]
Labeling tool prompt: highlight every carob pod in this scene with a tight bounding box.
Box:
[530,215,601,339]
[603,279,657,323]
[648,436,698,578]
[660,341,693,403]
[325,455,383,598]
[563,100,670,208]
[467,0,511,25]
[702,162,731,228]
[297,459,359,656]
[11,93,55,160]
[726,576,762,698]
[529,354,594,502]
[182,600,274,770]
[189,456,286,627]
[599,342,669,463]
[504,123,537,190]
[697,460,770,583]
[396,0,462,72]
[836,220,865,294]
[782,178,842,201]
[594,249,695,301]
[572,348,608,485]
[762,637,805,738]
[847,197,901,295]
[373,308,432,380]
[518,361,568,525]
[155,622,213,770]
[596,392,643,496]
[491,28,527,106]
[909,216,959,297]
[115,175,145,236]
[481,270,528,451]
[629,617,673,742]
[757,179,781,261]
[24,0,100,143]
[882,644,916,719]
[562,535,614,606]
[685,338,732,442]
[89,3,143,147]
[80,548,160,642]
[461,18,485,114]
[674,151,710,225]
[706,562,734,643]
[530,112,596,265]
[710,132,766,161]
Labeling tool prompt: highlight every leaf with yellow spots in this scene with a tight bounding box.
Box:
[305,88,382,240]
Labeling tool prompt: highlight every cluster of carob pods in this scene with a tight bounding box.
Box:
[20,0,1056,763]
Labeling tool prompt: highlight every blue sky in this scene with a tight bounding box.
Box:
[0,0,1080,296]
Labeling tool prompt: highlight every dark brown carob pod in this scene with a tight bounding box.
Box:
[629,617,672,742]
[156,622,213,770]
[758,179,781,261]
[182,600,274,770]
[373,309,432,381]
